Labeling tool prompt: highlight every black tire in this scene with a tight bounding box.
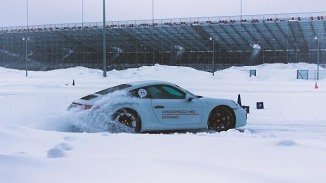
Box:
[208,106,235,132]
[112,109,141,133]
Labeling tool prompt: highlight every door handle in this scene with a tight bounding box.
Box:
[154,105,165,109]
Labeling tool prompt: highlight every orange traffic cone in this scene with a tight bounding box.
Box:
[315,82,319,89]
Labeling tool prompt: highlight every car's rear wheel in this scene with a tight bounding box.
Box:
[112,108,141,133]
[208,106,235,132]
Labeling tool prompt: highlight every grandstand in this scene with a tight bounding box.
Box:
[0,11,325,72]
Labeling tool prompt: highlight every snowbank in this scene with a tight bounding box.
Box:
[1,63,325,183]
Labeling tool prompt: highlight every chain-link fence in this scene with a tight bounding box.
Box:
[297,69,326,80]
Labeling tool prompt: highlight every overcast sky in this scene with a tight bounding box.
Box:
[0,0,326,27]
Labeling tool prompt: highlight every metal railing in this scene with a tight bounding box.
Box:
[1,11,325,33]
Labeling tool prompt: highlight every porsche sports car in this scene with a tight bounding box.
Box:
[68,80,247,133]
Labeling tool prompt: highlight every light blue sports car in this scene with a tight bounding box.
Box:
[68,80,247,133]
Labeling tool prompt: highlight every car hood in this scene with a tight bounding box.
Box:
[200,97,240,108]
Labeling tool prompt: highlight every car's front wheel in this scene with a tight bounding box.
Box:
[112,108,141,133]
[208,106,235,132]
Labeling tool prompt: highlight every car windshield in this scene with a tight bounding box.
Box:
[175,85,198,98]
[96,84,131,95]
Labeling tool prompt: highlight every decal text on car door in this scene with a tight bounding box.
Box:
[161,110,198,119]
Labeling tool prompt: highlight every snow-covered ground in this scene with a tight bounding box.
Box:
[1,63,325,183]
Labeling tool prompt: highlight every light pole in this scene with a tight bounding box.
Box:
[26,0,29,28]
[82,0,84,27]
[315,36,320,80]
[152,0,154,64]
[102,0,107,77]
[273,38,276,62]
[240,0,242,21]
[152,0,154,25]
[25,0,29,77]
[22,37,30,77]
[210,37,215,76]
[152,0,155,64]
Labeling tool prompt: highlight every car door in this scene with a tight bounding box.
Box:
[148,85,203,127]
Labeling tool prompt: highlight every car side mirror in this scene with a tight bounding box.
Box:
[186,94,194,102]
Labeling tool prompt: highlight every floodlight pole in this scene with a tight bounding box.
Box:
[26,0,29,27]
[152,0,154,25]
[152,0,155,65]
[26,0,29,77]
[23,37,29,77]
[82,0,84,27]
[240,0,242,21]
[315,36,320,80]
[317,40,320,80]
[210,37,215,76]
[26,39,28,77]
[102,0,107,77]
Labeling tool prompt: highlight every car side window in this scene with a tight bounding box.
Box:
[148,85,185,99]
[129,88,150,98]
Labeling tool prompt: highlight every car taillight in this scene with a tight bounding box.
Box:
[83,104,93,110]
[67,103,97,111]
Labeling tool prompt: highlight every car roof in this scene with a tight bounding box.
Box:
[128,80,176,89]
